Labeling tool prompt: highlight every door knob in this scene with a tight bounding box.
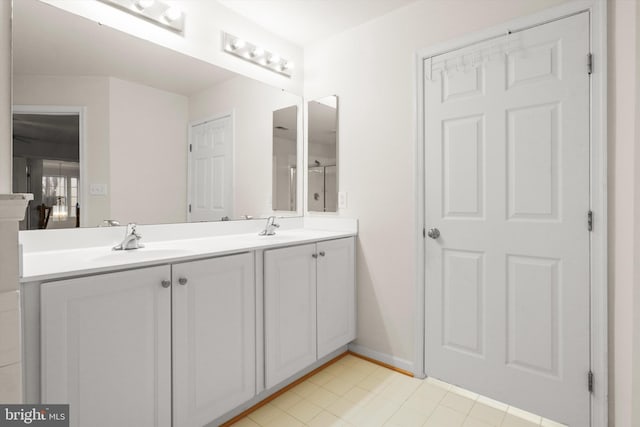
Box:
[319,251,325,257]
[427,228,440,239]
[178,277,188,286]
[312,253,318,259]
[161,280,171,288]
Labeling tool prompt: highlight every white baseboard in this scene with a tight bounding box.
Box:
[347,343,415,375]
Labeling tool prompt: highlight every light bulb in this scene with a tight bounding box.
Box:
[251,47,264,58]
[268,53,281,65]
[231,38,246,50]
[163,6,182,22]
[136,0,155,9]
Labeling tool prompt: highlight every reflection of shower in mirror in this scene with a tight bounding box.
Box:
[307,95,338,212]
[308,165,336,212]
[272,105,299,212]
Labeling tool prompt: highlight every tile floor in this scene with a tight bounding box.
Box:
[229,354,566,427]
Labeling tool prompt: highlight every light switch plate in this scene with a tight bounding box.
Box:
[89,184,108,196]
[338,192,347,209]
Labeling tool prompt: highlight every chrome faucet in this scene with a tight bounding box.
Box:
[113,223,145,250]
[259,216,280,236]
[100,219,120,227]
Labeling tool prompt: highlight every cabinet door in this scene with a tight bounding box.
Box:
[317,238,356,358]
[172,253,255,426]
[41,266,171,427]
[264,243,317,388]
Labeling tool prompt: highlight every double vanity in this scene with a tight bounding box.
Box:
[19,217,357,427]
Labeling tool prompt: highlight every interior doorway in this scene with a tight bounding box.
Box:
[12,107,84,230]
[187,114,234,222]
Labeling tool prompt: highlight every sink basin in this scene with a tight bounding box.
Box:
[91,248,195,263]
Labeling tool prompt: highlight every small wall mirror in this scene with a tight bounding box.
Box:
[307,95,338,212]
[272,105,298,211]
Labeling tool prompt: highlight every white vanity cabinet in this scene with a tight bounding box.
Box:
[40,265,172,427]
[264,243,318,388]
[316,238,356,358]
[28,229,356,426]
[40,252,256,427]
[172,252,255,427]
[264,237,355,388]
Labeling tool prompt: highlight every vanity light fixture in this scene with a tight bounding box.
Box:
[99,0,185,33]
[222,32,293,78]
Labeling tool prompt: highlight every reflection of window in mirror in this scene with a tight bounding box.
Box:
[272,105,298,212]
[307,96,338,213]
[13,112,81,230]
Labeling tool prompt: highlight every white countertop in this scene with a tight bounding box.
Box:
[0,193,33,221]
[20,228,356,283]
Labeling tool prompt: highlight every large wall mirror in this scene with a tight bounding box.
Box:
[307,95,338,213]
[12,0,303,230]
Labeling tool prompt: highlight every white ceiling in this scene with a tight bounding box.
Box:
[216,0,418,47]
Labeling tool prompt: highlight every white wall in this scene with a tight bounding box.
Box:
[109,77,188,225]
[634,3,640,425]
[189,75,301,218]
[0,1,23,405]
[304,0,640,425]
[39,0,304,95]
[304,0,571,370]
[609,1,639,426]
[0,1,10,194]
[13,75,111,227]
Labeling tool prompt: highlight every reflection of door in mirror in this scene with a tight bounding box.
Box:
[13,111,81,230]
[272,105,298,211]
[307,96,338,212]
[188,115,233,222]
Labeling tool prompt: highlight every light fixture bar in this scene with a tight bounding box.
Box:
[98,0,185,33]
[222,32,293,78]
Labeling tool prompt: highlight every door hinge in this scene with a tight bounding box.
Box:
[189,144,192,152]
[588,210,593,231]
[188,204,192,213]
[588,370,594,393]
[587,53,593,74]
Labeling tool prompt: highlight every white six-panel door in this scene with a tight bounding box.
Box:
[189,115,233,222]
[424,13,590,426]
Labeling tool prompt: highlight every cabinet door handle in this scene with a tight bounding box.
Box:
[161,280,171,288]
[178,277,188,286]
[312,253,318,259]
[319,251,326,257]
